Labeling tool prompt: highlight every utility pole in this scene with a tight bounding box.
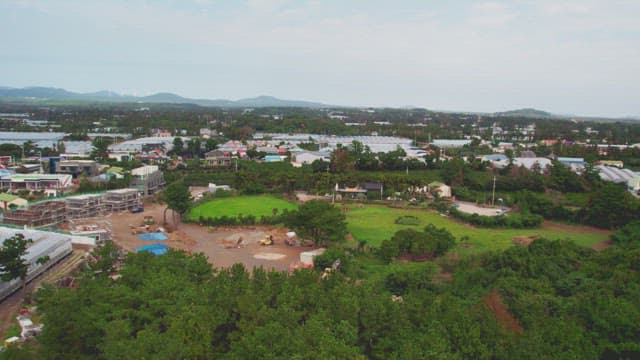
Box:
[492,175,496,206]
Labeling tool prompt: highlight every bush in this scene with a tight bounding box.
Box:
[195,213,286,226]
[394,215,421,226]
[213,189,234,198]
[313,247,350,272]
[449,208,542,228]
[378,225,456,263]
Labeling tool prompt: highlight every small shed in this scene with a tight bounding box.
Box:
[428,181,452,198]
[363,182,384,199]
[264,155,285,163]
[628,176,640,192]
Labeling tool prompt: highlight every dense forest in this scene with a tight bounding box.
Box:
[3,223,640,359]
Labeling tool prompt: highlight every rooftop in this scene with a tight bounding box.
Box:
[596,165,638,183]
[0,132,66,141]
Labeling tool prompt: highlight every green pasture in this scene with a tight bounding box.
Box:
[344,204,609,254]
[188,195,297,221]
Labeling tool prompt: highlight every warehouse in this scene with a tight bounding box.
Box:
[0,131,66,149]
[596,165,639,184]
[108,136,185,153]
[0,227,73,301]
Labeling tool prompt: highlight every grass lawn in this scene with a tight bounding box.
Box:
[344,204,610,254]
[188,195,298,221]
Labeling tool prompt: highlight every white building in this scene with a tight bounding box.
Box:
[108,136,187,153]
[490,157,552,172]
[0,227,73,301]
[431,139,472,148]
[627,176,640,193]
[597,165,638,184]
[130,165,165,195]
[0,174,73,194]
[0,132,66,149]
[292,151,330,167]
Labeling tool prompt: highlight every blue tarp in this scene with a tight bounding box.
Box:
[138,232,168,241]
[136,243,169,256]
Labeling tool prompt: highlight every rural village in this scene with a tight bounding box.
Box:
[0,104,638,358]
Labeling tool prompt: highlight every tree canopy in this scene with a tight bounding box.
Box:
[378,224,456,262]
[285,200,347,245]
[0,234,32,283]
[161,181,192,227]
[6,237,638,359]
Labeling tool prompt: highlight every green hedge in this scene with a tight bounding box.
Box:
[449,208,543,228]
[192,212,288,226]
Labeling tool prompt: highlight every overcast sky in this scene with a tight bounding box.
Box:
[1,0,638,117]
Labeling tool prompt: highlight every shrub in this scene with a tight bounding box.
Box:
[449,207,542,228]
[378,225,456,263]
[313,247,350,273]
[394,215,421,226]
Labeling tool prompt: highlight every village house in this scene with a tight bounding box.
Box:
[205,150,233,167]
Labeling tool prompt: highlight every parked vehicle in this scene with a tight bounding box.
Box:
[130,206,144,213]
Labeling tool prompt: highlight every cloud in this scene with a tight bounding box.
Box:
[0,0,638,116]
[467,2,516,28]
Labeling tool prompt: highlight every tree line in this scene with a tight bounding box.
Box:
[4,229,639,359]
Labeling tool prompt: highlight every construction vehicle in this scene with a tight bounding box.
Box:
[285,231,297,246]
[321,259,341,280]
[259,235,274,246]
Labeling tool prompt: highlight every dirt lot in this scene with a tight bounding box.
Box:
[110,201,312,272]
[454,201,508,216]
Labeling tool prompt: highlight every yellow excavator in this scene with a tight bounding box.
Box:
[259,235,274,246]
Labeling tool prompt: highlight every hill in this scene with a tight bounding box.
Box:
[495,108,554,118]
[0,86,332,108]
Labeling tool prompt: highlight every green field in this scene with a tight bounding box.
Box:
[344,204,609,253]
[188,195,298,221]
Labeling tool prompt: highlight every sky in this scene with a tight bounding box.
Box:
[1,0,639,117]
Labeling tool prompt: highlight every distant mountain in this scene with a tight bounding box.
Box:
[494,108,554,118]
[235,95,328,108]
[83,90,126,98]
[140,92,189,103]
[0,86,79,99]
[0,86,333,108]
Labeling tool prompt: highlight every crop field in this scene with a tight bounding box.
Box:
[188,195,297,221]
[343,204,610,254]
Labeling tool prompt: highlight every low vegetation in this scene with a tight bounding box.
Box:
[187,195,297,222]
[344,204,609,252]
[394,215,420,226]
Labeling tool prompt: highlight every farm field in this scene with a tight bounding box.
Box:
[188,195,298,221]
[344,204,610,253]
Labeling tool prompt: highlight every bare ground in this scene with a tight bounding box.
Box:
[110,202,312,272]
[592,239,613,252]
[542,220,611,236]
[483,288,523,334]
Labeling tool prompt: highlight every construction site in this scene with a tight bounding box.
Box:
[103,188,141,213]
[66,194,104,220]
[2,200,66,228]
[1,188,142,228]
